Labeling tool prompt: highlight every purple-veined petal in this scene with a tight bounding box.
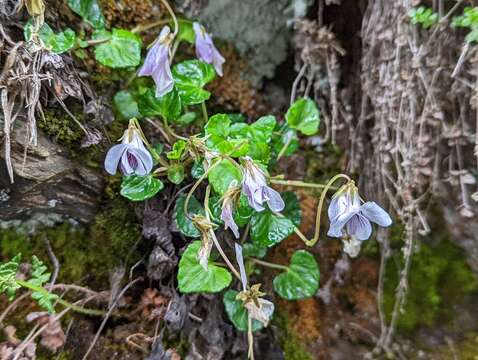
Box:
[151,56,174,98]
[138,43,161,76]
[264,186,285,212]
[120,149,135,175]
[328,194,349,222]
[327,208,357,238]
[221,202,240,238]
[193,22,214,63]
[193,22,225,76]
[138,26,171,76]
[360,202,392,227]
[346,214,372,241]
[127,147,153,176]
[104,143,128,175]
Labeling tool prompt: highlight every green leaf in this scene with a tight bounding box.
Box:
[282,192,301,227]
[205,114,231,138]
[0,254,21,300]
[178,241,232,293]
[113,90,141,120]
[24,21,76,54]
[120,174,164,201]
[246,115,276,161]
[28,256,57,313]
[242,242,268,259]
[172,60,216,105]
[175,112,197,126]
[409,6,438,28]
[208,159,242,195]
[191,159,205,179]
[177,19,195,44]
[174,195,205,238]
[227,117,275,162]
[250,210,294,248]
[67,0,105,29]
[137,86,182,120]
[167,164,185,184]
[234,195,253,227]
[273,250,320,300]
[286,98,320,136]
[94,29,142,68]
[166,140,187,160]
[223,290,264,332]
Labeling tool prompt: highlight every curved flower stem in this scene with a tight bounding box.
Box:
[305,173,351,247]
[204,186,242,280]
[16,280,105,316]
[250,258,288,271]
[272,174,351,247]
[160,0,178,37]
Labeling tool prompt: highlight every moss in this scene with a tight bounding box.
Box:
[272,311,315,360]
[0,196,141,287]
[383,231,478,333]
[40,107,84,146]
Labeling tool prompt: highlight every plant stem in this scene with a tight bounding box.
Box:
[131,19,169,34]
[16,280,105,316]
[273,174,351,247]
[204,186,242,280]
[305,173,351,247]
[276,137,293,160]
[183,160,220,219]
[270,179,329,189]
[160,0,178,36]
[201,102,208,123]
[250,258,288,271]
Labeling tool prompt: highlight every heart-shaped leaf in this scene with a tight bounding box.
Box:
[208,159,242,196]
[178,241,232,293]
[136,86,182,120]
[223,290,264,332]
[94,29,142,68]
[67,0,105,29]
[120,174,164,201]
[113,90,141,121]
[172,60,216,105]
[273,250,320,300]
[174,195,205,238]
[250,211,294,247]
[167,164,185,184]
[286,98,320,136]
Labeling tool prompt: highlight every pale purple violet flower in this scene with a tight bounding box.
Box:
[242,157,284,212]
[193,22,225,76]
[138,26,174,98]
[327,185,392,241]
[104,123,153,176]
